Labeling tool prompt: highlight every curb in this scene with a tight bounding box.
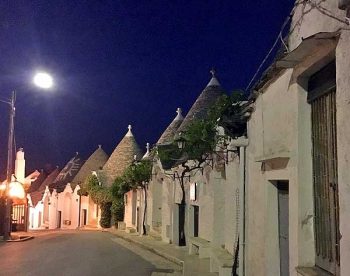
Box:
[7,236,34,242]
[109,229,184,267]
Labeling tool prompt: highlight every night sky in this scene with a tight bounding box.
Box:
[0,1,294,176]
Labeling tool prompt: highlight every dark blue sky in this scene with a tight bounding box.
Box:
[0,1,294,175]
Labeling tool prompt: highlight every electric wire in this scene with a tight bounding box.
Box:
[0,99,11,105]
[244,15,291,92]
[245,0,350,93]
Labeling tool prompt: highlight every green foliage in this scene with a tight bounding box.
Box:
[217,91,250,138]
[181,119,217,160]
[99,202,112,228]
[158,90,249,168]
[111,160,152,198]
[83,175,112,205]
[111,200,124,223]
[111,176,129,198]
[123,160,152,188]
[110,177,127,224]
[157,143,183,170]
[109,160,152,224]
[79,175,112,228]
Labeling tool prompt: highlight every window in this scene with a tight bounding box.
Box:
[309,61,340,275]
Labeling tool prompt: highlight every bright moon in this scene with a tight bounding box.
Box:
[33,72,53,89]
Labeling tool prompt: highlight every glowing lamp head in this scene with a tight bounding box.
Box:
[33,72,53,89]
[9,181,25,199]
[0,183,6,191]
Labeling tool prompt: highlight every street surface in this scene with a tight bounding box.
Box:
[0,230,161,276]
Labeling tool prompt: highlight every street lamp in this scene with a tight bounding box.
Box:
[1,71,54,240]
[9,180,25,199]
[33,72,54,89]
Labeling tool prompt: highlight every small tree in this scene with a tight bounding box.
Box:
[111,160,152,234]
[124,160,152,235]
[110,176,130,225]
[111,160,152,235]
[100,202,112,228]
[157,91,250,246]
[81,175,112,228]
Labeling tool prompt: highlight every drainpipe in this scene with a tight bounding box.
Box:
[230,136,249,276]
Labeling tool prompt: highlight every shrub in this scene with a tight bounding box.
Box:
[99,202,112,228]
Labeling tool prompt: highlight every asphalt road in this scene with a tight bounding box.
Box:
[0,231,156,276]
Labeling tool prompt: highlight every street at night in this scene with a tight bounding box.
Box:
[2,1,350,276]
[0,231,162,276]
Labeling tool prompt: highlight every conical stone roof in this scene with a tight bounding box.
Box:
[157,108,184,145]
[40,167,60,190]
[71,145,109,190]
[50,153,85,193]
[102,125,143,187]
[177,70,225,133]
[28,170,48,193]
[30,167,60,206]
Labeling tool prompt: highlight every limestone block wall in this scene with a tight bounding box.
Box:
[71,189,80,229]
[137,187,145,234]
[124,189,135,229]
[191,166,214,242]
[56,185,78,230]
[79,195,89,227]
[88,197,99,227]
[245,70,299,276]
[224,158,240,255]
[161,175,174,243]
[49,190,58,229]
[28,202,44,229]
[146,184,153,230]
[210,170,226,248]
[336,30,350,275]
[151,179,162,232]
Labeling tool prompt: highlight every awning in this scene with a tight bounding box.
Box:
[276,32,340,69]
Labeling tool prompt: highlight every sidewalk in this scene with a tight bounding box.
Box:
[108,228,218,276]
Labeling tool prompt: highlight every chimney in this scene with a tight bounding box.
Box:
[15,148,25,183]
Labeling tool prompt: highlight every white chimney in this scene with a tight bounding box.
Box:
[15,148,25,183]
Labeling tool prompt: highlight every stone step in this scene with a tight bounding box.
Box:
[125,227,136,234]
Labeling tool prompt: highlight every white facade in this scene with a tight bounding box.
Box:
[28,187,51,229]
[138,3,350,276]
[244,2,350,276]
[142,146,241,276]
[124,188,146,234]
[28,185,100,230]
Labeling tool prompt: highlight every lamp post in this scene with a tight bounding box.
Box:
[2,91,15,240]
[1,71,53,240]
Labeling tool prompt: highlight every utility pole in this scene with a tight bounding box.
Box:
[3,91,16,241]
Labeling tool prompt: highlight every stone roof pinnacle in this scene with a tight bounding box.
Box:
[142,142,150,159]
[126,124,133,137]
[174,108,183,121]
[207,68,221,87]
